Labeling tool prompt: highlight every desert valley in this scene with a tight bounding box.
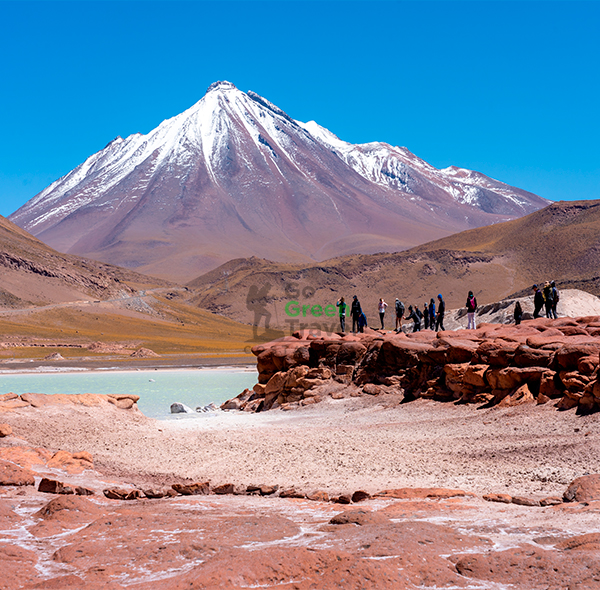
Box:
[1,82,599,589]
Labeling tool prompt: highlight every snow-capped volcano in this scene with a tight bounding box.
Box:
[10,81,548,281]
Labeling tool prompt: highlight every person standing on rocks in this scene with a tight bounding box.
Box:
[378,298,388,330]
[351,295,362,333]
[543,281,554,318]
[514,300,523,325]
[429,298,436,329]
[423,303,430,330]
[395,298,405,332]
[532,284,544,318]
[551,281,559,319]
[466,291,478,330]
[406,305,421,332]
[435,294,445,331]
[336,297,347,332]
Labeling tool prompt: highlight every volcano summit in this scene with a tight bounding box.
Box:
[10,81,548,281]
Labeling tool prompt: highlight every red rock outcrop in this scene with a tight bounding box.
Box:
[563,474,600,503]
[224,318,600,414]
[0,458,35,486]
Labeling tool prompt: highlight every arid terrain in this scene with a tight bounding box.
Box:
[1,383,599,589]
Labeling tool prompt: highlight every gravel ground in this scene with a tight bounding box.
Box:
[4,391,599,498]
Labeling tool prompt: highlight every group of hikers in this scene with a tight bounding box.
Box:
[514,281,560,324]
[335,281,560,334]
[335,292,468,334]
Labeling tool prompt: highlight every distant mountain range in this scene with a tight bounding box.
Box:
[10,81,548,281]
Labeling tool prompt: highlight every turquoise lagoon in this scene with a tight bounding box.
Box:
[0,368,256,419]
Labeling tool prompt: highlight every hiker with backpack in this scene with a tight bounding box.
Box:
[395,298,405,332]
[466,290,478,329]
[423,303,430,330]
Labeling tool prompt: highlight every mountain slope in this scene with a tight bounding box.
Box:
[10,81,548,282]
[0,215,170,309]
[184,200,600,329]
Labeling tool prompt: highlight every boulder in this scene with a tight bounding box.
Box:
[463,364,489,388]
[103,488,144,500]
[513,344,552,368]
[483,493,512,503]
[578,355,598,375]
[142,488,167,499]
[336,341,368,366]
[0,459,35,486]
[511,496,540,507]
[443,364,469,395]
[47,450,93,474]
[497,383,535,407]
[279,488,305,499]
[172,482,210,495]
[212,483,235,495]
[306,490,329,502]
[553,343,600,371]
[486,367,546,391]
[38,478,75,495]
[0,423,13,437]
[539,371,564,399]
[170,402,195,414]
[362,384,382,395]
[563,474,600,502]
[351,490,371,503]
[475,340,519,366]
[106,394,139,410]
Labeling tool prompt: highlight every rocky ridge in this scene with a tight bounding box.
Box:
[224,316,600,415]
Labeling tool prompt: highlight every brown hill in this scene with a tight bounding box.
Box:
[185,200,600,332]
[0,214,171,309]
[0,215,255,357]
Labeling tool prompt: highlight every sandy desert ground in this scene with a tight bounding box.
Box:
[1,380,600,588]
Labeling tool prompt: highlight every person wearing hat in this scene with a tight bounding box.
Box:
[532,284,544,318]
[435,294,445,331]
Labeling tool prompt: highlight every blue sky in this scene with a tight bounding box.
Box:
[1,1,599,216]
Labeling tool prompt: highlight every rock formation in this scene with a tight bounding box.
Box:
[224,317,600,414]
